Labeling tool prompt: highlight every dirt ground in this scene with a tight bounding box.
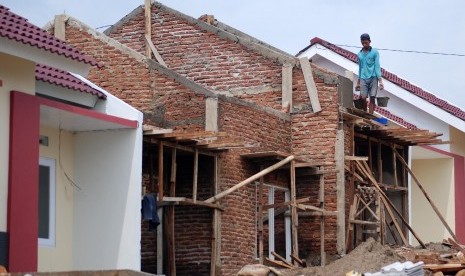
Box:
[282,238,405,276]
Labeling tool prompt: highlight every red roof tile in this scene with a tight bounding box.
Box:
[0,5,98,66]
[307,37,465,122]
[36,64,106,99]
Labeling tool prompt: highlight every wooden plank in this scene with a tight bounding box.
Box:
[167,147,176,276]
[144,128,173,135]
[350,219,379,226]
[298,211,337,217]
[258,167,264,264]
[424,263,465,273]
[290,254,305,267]
[299,57,321,113]
[356,160,426,248]
[392,147,398,186]
[394,149,458,242]
[368,138,373,170]
[144,0,152,58]
[271,251,293,268]
[144,137,216,157]
[356,161,408,246]
[158,142,164,201]
[265,257,294,269]
[156,131,227,139]
[290,160,299,263]
[377,142,383,183]
[205,156,295,203]
[210,155,218,276]
[264,197,310,209]
[156,207,163,275]
[319,172,326,266]
[193,148,198,202]
[145,34,167,67]
[345,156,369,161]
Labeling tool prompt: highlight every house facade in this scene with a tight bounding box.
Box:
[0,5,143,272]
[297,37,465,244]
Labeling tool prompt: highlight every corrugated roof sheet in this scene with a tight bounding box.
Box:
[0,5,98,66]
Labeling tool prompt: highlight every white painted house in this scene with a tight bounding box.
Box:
[0,4,142,272]
[297,37,465,244]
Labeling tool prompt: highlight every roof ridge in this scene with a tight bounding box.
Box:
[102,1,297,65]
[308,37,465,122]
[63,16,291,121]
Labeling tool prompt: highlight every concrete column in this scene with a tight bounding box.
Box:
[205,98,218,131]
[282,64,293,111]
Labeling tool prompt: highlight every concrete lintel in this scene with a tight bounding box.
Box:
[217,85,281,97]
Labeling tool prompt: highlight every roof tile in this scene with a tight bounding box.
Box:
[36,64,106,99]
[309,37,465,121]
[0,5,98,66]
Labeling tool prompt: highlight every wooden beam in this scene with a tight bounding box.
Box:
[264,197,310,209]
[356,160,426,248]
[394,149,459,242]
[290,254,305,267]
[265,257,294,269]
[319,172,326,266]
[211,155,221,275]
[167,147,176,276]
[290,160,298,263]
[345,156,369,161]
[392,147,398,186]
[144,0,152,58]
[258,167,264,264]
[145,34,167,66]
[145,138,216,157]
[298,57,321,113]
[377,142,383,183]
[205,155,295,203]
[271,251,293,268]
[193,148,198,202]
[158,142,164,201]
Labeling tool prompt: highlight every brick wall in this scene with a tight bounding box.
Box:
[291,65,340,257]
[64,21,205,131]
[105,5,284,108]
[216,99,291,275]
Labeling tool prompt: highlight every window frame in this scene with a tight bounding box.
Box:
[38,156,56,247]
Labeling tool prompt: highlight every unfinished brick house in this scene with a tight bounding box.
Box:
[47,1,447,275]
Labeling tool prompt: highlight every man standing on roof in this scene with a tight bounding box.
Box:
[355,33,384,114]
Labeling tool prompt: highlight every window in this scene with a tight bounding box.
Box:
[38,157,56,247]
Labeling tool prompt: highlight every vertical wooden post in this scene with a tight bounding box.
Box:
[193,148,199,202]
[392,146,398,186]
[258,165,264,264]
[377,142,383,183]
[158,142,164,201]
[167,147,176,276]
[157,207,163,275]
[144,0,152,58]
[402,148,409,238]
[290,161,298,262]
[319,169,326,266]
[368,138,373,170]
[211,155,219,276]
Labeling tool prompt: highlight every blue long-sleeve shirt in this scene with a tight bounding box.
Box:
[358,47,382,80]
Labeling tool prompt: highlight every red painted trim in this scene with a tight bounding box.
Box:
[37,96,138,129]
[422,145,465,243]
[7,91,40,272]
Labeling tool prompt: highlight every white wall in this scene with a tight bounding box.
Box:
[73,125,142,270]
[0,53,35,232]
[411,158,455,244]
[38,127,74,272]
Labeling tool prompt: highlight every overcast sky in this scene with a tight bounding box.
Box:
[3,0,465,108]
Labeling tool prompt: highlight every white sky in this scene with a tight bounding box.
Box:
[3,0,465,109]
